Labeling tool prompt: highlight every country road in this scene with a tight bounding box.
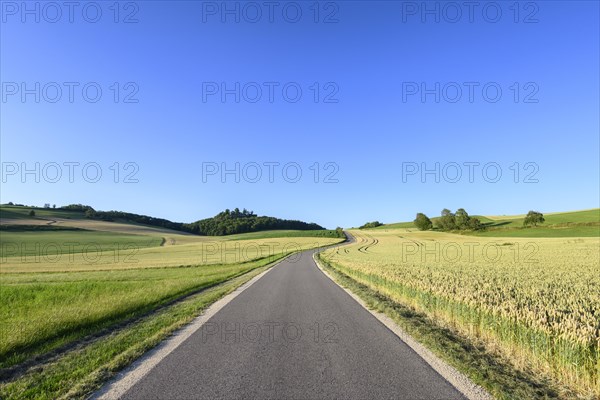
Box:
[103,244,467,400]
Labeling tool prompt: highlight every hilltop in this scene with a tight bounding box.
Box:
[369,209,600,237]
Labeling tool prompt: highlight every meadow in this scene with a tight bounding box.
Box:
[320,227,600,397]
[1,259,272,369]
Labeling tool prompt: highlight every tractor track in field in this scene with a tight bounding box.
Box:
[397,235,424,248]
[357,233,379,253]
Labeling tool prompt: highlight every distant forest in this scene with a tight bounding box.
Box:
[60,204,325,236]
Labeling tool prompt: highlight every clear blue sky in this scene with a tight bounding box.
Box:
[1,1,598,228]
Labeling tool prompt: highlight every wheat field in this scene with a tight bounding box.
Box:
[321,229,600,397]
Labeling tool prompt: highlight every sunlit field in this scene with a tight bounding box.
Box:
[320,229,600,397]
[0,232,339,273]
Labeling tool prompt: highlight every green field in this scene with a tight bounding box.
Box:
[0,206,86,221]
[374,221,415,229]
[0,257,278,369]
[374,209,600,237]
[0,230,162,259]
[0,261,278,400]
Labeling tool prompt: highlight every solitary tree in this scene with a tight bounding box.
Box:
[523,211,545,227]
[28,210,35,217]
[414,213,433,230]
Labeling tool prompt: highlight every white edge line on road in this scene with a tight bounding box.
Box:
[312,250,493,400]
[91,258,286,400]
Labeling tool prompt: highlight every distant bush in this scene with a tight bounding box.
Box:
[359,221,383,229]
[61,204,94,212]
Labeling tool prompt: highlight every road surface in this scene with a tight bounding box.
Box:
[121,247,466,399]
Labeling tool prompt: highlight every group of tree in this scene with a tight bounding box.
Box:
[359,221,383,229]
[183,208,325,236]
[414,208,483,231]
[414,209,546,231]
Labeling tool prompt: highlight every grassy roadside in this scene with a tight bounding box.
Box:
[0,256,285,400]
[1,256,287,370]
[316,254,578,400]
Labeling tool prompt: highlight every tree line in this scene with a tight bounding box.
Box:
[58,204,327,236]
[183,208,325,236]
[414,208,483,231]
[414,209,545,231]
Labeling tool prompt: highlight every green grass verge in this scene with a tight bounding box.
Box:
[0,255,286,369]
[0,260,279,400]
[317,254,579,400]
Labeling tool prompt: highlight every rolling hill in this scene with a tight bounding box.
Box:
[372,209,600,237]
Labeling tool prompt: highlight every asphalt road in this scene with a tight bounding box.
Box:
[122,247,466,400]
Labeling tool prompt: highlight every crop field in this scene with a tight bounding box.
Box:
[0,229,339,273]
[0,230,163,259]
[320,229,600,397]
